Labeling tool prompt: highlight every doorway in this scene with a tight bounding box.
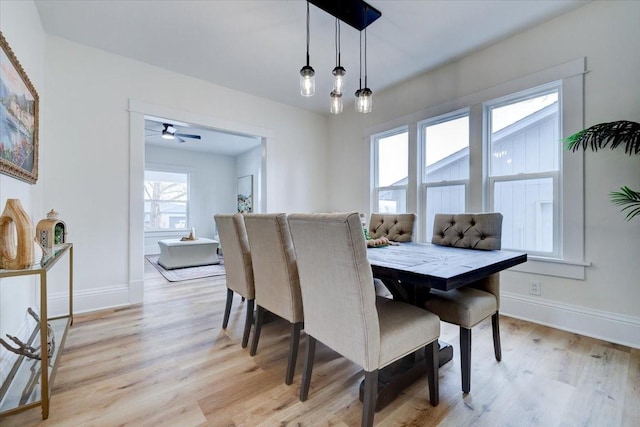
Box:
[128,100,271,304]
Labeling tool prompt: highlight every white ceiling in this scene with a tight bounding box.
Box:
[34,0,590,115]
[144,119,261,156]
[34,0,590,155]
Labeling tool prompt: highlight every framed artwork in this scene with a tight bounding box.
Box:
[237,175,253,213]
[0,31,39,184]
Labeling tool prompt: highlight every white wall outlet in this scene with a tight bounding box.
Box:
[529,281,541,296]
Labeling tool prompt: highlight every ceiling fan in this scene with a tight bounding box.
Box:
[146,123,202,143]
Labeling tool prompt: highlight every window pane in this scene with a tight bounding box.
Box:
[489,92,559,177]
[494,178,553,253]
[377,132,408,187]
[424,116,469,183]
[425,185,465,242]
[144,170,188,231]
[377,188,406,214]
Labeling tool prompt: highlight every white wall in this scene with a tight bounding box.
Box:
[39,35,328,313]
[328,1,640,347]
[144,145,237,254]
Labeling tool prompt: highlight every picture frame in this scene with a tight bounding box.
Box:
[0,31,39,184]
[237,175,253,213]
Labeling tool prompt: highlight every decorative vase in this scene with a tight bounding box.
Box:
[0,199,35,270]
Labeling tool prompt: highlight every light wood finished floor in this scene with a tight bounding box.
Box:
[3,261,639,426]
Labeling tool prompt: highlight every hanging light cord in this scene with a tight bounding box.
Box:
[306,1,311,66]
[335,19,341,67]
[358,30,363,90]
[364,27,368,88]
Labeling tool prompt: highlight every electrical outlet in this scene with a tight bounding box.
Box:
[529,281,541,296]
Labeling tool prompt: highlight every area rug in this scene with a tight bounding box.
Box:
[145,255,225,282]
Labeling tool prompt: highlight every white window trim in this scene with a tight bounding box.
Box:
[365,58,589,279]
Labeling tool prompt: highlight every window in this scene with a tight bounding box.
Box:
[372,128,408,213]
[420,112,469,241]
[366,58,587,278]
[144,170,189,231]
[486,85,560,255]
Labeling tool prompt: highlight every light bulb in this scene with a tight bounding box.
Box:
[300,65,315,97]
[332,66,346,95]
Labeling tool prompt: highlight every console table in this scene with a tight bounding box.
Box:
[0,243,73,420]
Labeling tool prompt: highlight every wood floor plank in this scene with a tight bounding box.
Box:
[1,260,638,426]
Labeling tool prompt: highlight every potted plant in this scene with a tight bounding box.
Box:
[564,120,640,220]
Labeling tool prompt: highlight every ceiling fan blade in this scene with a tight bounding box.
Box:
[176,136,186,143]
[174,133,201,140]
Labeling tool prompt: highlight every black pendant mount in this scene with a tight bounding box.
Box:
[309,0,382,31]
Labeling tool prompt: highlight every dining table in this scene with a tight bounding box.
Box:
[363,242,527,410]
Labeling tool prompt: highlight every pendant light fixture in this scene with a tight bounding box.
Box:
[299,1,315,97]
[301,0,381,110]
[332,19,346,95]
[330,18,345,114]
[355,25,372,113]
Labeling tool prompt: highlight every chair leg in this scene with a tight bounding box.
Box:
[300,335,316,401]
[285,322,303,385]
[250,305,265,356]
[492,312,502,361]
[362,370,379,427]
[424,340,439,406]
[241,299,254,348]
[222,289,233,329]
[460,326,471,393]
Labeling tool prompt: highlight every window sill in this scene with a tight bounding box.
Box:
[509,255,590,280]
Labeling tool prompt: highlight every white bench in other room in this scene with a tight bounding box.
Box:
[157,238,220,269]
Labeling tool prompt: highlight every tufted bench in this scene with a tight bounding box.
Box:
[157,237,220,269]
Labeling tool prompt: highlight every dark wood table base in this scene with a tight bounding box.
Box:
[359,342,453,411]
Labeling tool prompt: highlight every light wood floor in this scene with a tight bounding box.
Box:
[3,261,639,426]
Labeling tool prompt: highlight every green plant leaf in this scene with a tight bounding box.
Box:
[609,186,640,221]
[562,120,640,155]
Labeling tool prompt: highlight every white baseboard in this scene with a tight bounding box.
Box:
[501,291,640,349]
[49,284,132,317]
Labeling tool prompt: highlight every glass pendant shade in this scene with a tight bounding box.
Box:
[330,91,343,114]
[300,65,315,97]
[356,87,372,113]
[332,66,346,95]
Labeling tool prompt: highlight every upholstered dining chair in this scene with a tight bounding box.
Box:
[243,213,304,385]
[368,213,416,299]
[213,213,255,348]
[367,213,416,242]
[424,212,503,394]
[288,212,440,427]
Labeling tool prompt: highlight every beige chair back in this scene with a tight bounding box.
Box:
[368,213,415,242]
[431,212,502,303]
[214,214,254,299]
[431,213,502,250]
[288,212,380,371]
[243,213,303,323]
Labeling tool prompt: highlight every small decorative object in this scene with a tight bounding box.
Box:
[36,209,67,249]
[0,31,39,184]
[0,198,34,269]
[180,227,197,241]
[0,307,55,360]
